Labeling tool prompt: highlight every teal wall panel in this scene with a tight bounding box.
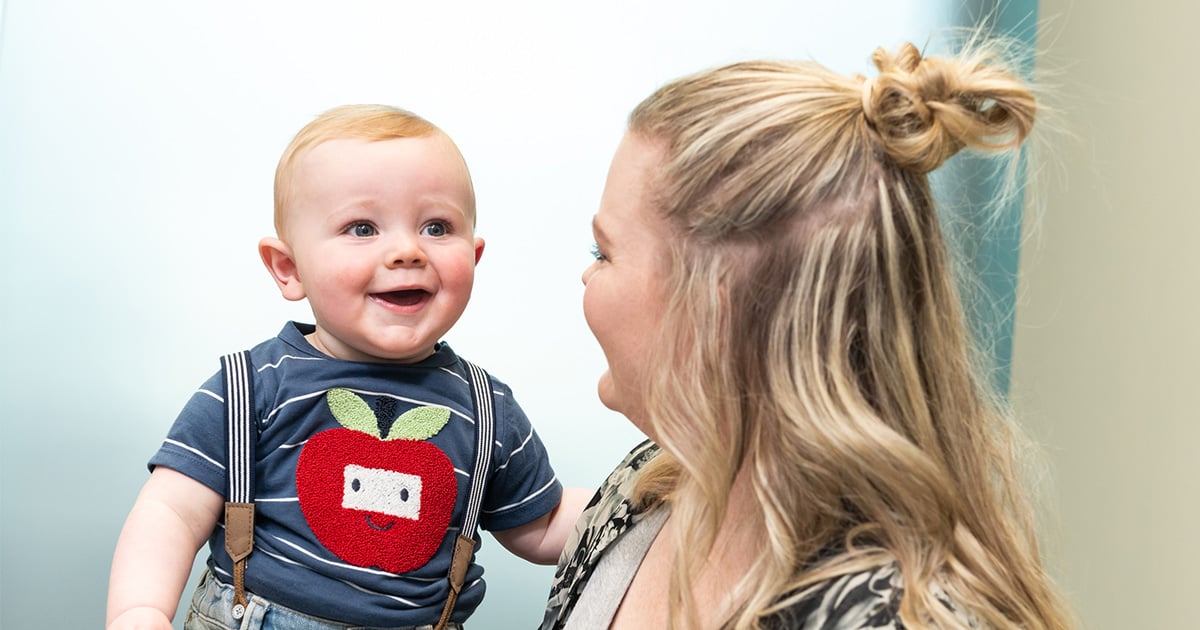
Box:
[937,0,1040,395]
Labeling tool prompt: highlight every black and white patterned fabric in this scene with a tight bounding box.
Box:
[542,441,659,629]
[541,441,977,629]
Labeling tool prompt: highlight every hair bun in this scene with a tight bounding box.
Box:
[860,42,1036,174]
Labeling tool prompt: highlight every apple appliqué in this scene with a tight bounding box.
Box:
[296,388,457,573]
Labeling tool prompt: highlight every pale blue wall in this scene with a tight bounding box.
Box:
[0,2,1011,628]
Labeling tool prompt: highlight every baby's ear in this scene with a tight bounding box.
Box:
[259,237,306,301]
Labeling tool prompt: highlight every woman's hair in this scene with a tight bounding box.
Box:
[627,38,1070,629]
[273,104,473,236]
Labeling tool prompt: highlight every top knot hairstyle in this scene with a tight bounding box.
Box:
[627,39,1037,240]
[861,42,1036,173]
[626,39,1069,630]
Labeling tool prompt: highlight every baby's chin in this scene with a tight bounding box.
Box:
[360,343,439,364]
[309,330,440,364]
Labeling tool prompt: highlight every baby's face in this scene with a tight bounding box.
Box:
[282,134,481,363]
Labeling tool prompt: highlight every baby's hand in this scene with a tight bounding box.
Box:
[106,606,174,630]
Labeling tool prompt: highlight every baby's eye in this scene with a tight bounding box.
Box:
[349,222,377,238]
[421,221,449,237]
[590,243,607,262]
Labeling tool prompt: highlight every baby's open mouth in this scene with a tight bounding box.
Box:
[373,289,430,307]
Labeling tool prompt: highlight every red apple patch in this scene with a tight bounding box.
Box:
[297,388,457,573]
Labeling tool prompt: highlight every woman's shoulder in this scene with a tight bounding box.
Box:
[766,563,978,629]
[766,563,904,629]
[563,439,661,559]
[541,440,663,629]
[594,439,662,501]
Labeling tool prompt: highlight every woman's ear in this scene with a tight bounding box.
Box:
[259,237,306,301]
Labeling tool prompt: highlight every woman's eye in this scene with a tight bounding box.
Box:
[422,222,449,237]
[590,243,607,261]
[350,223,376,237]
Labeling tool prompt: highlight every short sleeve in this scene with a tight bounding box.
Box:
[146,369,228,496]
[477,380,563,532]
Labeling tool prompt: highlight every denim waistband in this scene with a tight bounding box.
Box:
[185,569,463,630]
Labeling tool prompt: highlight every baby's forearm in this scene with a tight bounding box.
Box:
[107,497,204,626]
[106,605,174,630]
[542,487,592,559]
[493,487,592,565]
[107,468,223,628]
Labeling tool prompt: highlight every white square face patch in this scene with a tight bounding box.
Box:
[342,464,422,521]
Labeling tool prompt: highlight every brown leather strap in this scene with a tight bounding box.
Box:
[224,502,256,617]
[435,534,477,630]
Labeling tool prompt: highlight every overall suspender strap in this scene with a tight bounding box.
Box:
[436,359,494,630]
[220,351,256,620]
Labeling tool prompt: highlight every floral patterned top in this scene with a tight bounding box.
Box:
[541,441,977,629]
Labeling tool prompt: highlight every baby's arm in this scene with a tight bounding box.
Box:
[107,467,224,629]
[491,487,592,565]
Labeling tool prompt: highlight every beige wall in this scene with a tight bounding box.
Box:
[1011,1,1200,628]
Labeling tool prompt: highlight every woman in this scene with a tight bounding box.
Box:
[543,39,1072,629]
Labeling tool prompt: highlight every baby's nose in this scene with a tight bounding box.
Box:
[387,236,426,267]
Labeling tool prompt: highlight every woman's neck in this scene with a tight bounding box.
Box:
[676,463,765,626]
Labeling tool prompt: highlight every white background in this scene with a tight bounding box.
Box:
[0,2,956,627]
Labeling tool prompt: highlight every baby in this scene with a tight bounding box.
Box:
[107,105,586,630]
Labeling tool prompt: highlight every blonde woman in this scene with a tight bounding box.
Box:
[543,39,1072,630]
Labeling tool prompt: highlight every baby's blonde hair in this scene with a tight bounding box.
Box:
[273,104,474,236]
[628,38,1070,630]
